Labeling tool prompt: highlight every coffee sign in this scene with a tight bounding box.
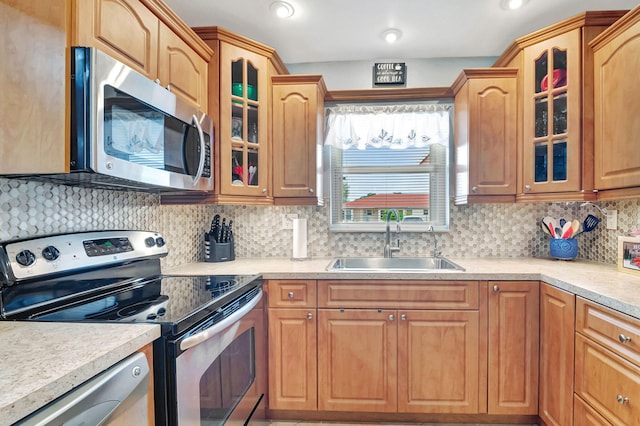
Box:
[373,62,406,86]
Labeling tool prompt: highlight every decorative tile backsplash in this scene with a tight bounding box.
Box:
[1,177,638,268]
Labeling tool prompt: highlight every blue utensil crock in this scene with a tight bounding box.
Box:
[550,238,578,260]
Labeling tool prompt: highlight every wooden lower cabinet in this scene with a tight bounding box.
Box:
[487,281,539,415]
[318,309,397,412]
[397,310,481,413]
[267,308,317,410]
[574,394,613,426]
[539,283,575,426]
[317,308,481,414]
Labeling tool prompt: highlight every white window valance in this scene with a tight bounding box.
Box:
[324,103,451,150]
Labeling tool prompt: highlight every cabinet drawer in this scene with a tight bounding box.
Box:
[574,394,613,426]
[317,281,479,309]
[575,334,640,425]
[576,297,640,365]
[268,280,316,308]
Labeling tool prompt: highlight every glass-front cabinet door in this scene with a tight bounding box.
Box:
[523,30,581,195]
[220,43,269,198]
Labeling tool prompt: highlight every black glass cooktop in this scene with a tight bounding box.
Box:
[2,271,261,336]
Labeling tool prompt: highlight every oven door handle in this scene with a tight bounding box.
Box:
[180,289,262,351]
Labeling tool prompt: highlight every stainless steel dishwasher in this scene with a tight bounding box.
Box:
[15,351,150,425]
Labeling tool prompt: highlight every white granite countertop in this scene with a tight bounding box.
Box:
[0,322,160,426]
[165,256,640,320]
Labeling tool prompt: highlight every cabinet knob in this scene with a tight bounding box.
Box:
[525,184,531,191]
[400,314,407,321]
[617,394,630,404]
[262,188,267,194]
[619,334,632,344]
[309,188,314,194]
[493,285,500,292]
[287,291,294,299]
[307,312,313,320]
[166,84,172,92]
[388,314,394,321]
[471,186,477,193]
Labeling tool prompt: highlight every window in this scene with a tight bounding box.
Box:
[325,102,451,232]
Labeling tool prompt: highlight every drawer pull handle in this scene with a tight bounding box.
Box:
[619,334,632,344]
[617,394,630,404]
[401,314,407,321]
[493,285,500,292]
[307,313,313,320]
[287,292,294,299]
[388,314,395,321]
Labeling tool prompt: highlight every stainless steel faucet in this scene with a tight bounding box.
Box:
[428,225,441,258]
[384,209,401,258]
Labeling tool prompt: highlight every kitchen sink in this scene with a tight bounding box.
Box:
[326,257,465,272]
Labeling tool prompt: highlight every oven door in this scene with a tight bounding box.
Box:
[171,288,264,425]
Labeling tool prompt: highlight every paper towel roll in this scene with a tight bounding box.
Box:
[292,218,308,259]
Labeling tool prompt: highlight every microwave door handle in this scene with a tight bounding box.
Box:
[179,289,263,351]
[191,114,206,185]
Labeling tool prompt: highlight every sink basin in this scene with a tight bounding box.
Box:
[326,257,464,272]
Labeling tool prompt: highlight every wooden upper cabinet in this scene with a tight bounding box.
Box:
[1,0,69,174]
[514,12,627,202]
[74,0,159,79]
[73,0,211,109]
[158,23,207,111]
[487,281,539,415]
[272,75,327,205]
[453,68,518,204]
[591,6,640,198]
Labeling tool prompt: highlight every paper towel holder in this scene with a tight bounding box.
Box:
[291,218,310,260]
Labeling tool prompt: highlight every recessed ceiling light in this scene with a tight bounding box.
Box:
[270,1,295,18]
[382,28,402,44]
[501,0,529,10]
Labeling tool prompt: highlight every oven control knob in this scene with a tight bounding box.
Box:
[41,245,60,261]
[144,237,156,247]
[16,249,36,266]
[155,237,166,247]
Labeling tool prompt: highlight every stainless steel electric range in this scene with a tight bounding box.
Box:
[0,230,265,425]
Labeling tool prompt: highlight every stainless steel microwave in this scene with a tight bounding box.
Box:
[10,47,214,192]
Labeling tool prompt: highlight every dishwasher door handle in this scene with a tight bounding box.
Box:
[180,289,263,351]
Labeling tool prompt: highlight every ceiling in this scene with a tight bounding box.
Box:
[164,0,639,65]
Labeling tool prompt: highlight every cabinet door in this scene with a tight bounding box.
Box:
[454,69,517,204]
[219,43,269,198]
[158,23,207,111]
[488,281,539,414]
[74,0,159,79]
[318,309,397,412]
[539,283,575,426]
[272,78,324,201]
[522,30,581,194]
[268,308,317,410]
[593,12,640,191]
[1,0,68,174]
[397,310,480,413]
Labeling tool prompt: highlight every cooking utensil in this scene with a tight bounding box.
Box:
[542,217,557,238]
[210,214,221,241]
[574,214,600,237]
[541,220,551,236]
[561,221,573,239]
[559,218,567,228]
[571,219,580,237]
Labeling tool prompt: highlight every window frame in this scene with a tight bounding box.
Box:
[325,101,453,233]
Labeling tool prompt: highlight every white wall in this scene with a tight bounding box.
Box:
[286,57,498,91]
